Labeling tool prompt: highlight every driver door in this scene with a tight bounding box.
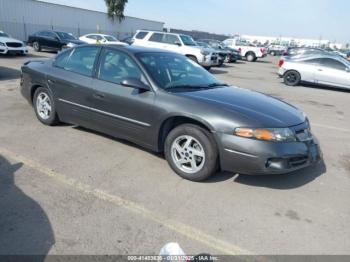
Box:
[91,48,156,147]
[315,58,350,89]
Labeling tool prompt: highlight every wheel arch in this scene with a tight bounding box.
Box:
[157,115,216,152]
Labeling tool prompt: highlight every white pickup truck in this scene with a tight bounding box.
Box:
[222,39,267,62]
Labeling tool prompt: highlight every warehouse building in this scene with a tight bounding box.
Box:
[0,0,164,41]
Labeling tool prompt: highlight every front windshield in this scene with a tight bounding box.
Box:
[137,52,223,91]
[0,32,9,37]
[180,35,197,46]
[56,32,77,40]
[105,35,118,41]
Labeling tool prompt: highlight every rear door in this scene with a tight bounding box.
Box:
[42,31,61,50]
[146,32,167,49]
[315,58,350,88]
[47,46,101,125]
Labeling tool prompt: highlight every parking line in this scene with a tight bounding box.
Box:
[313,123,350,133]
[0,146,252,255]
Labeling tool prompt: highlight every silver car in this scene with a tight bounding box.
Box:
[278,54,350,89]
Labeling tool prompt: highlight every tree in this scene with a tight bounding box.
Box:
[104,0,128,22]
[346,43,349,49]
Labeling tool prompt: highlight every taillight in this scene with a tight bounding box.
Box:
[260,48,265,53]
[238,48,242,53]
[278,59,284,67]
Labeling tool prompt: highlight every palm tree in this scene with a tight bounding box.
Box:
[104,0,128,22]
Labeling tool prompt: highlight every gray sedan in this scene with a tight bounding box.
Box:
[20,45,321,181]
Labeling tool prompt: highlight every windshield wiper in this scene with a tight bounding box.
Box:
[207,82,229,87]
[164,82,229,91]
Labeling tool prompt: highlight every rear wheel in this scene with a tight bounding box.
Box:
[165,124,218,182]
[246,52,256,62]
[284,70,301,86]
[33,41,41,52]
[270,51,275,56]
[33,87,59,125]
[187,55,198,64]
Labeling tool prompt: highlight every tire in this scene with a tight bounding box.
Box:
[284,70,301,86]
[33,87,59,125]
[164,124,218,182]
[246,52,256,62]
[33,41,41,52]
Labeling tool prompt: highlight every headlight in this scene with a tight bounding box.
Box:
[66,42,76,48]
[0,42,5,47]
[200,49,210,56]
[234,127,296,142]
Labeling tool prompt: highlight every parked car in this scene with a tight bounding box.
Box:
[120,36,134,45]
[196,41,224,66]
[220,46,242,62]
[268,44,285,56]
[278,54,350,89]
[27,30,85,52]
[347,51,350,61]
[197,39,230,62]
[79,34,127,45]
[283,47,326,57]
[222,38,267,62]
[20,45,321,181]
[0,31,28,55]
[132,30,218,70]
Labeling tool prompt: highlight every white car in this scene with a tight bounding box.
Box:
[132,30,218,70]
[79,34,127,45]
[278,54,350,89]
[222,38,267,62]
[0,31,28,55]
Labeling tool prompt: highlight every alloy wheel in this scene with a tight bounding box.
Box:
[171,135,206,174]
[36,92,52,120]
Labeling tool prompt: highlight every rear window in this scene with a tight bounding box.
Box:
[135,31,148,39]
[63,46,99,77]
[53,49,72,68]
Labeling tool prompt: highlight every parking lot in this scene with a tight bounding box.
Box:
[1,50,350,256]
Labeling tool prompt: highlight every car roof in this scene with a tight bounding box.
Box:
[287,53,348,62]
[76,44,179,55]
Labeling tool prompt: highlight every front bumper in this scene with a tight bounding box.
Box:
[198,54,217,67]
[216,124,322,175]
[0,46,28,55]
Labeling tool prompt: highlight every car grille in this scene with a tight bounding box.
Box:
[6,42,23,48]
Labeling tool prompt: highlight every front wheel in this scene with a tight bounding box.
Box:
[33,87,59,125]
[284,70,301,86]
[165,124,218,182]
[33,41,41,52]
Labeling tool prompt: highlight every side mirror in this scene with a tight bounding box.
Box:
[174,41,182,47]
[121,78,151,91]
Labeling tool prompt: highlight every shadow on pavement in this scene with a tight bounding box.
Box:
[0,155,54,257]
[233,160,327,189]
[0,67,21,80]
[210,68,228,75]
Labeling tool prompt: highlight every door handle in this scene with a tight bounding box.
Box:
[93,93,105,99]
[47,79,55,84]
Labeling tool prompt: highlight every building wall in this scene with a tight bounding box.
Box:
[0,0,164,41]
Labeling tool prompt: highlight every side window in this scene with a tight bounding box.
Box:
[98,49,146,85]
[319,58,347,71]
[87,35,97,40]
[53,49,72,68]
[304,58,322,64]
[164,34,180,45]
[43,31,56,39]
[135,31,148,39]
[95,35,103,40]
[64,47,99,76]
[149,33,164,43]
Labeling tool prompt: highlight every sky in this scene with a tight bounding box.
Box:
[41,0,349,44]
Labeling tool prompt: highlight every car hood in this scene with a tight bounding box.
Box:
[0,36,23,43]
[178,86,305,127]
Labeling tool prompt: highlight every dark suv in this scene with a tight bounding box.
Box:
[27,30,84,52]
